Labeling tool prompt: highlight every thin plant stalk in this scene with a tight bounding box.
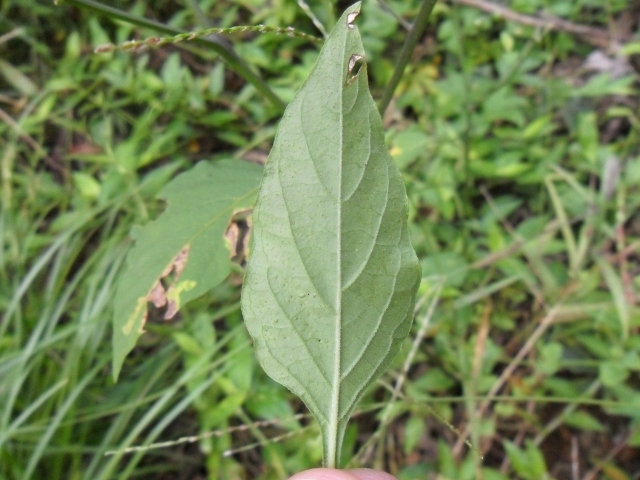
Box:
[57,0,285,110]
[378,0,437,115]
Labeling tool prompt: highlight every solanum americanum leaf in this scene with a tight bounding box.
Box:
[241,3,420,467]
[112,159,262,380]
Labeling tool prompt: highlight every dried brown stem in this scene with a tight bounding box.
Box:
[452,303,562,456]
[451,0,612,48]
[581,426,640,480]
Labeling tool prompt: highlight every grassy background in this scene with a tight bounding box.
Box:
[1,0,640,479]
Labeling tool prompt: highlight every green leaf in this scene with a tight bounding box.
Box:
[421,252,468,288]
[524,440,548,478]
[403,416,426,454]
[630,425,640,446]
[389,127,429,169]
[241,3,420,467]
[599,360,629,387]
[504,440,549,480]
[571,73,635,97]
[503,441,528,478]
[564,410,605,432]
[112,159,262,380]
[482,87,528,127]
[536,342,563,376]
[0,59,38,96]
[596,256,630,339]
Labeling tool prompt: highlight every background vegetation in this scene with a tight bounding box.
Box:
[1,0,639,479]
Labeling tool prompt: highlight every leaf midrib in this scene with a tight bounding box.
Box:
[327,26,349,469]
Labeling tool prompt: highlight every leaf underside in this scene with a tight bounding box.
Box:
[112,159,262,380]
[241,2,420,467]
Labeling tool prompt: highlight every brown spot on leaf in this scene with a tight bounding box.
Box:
[346,54,364,86]
[348,54,364,74]
[172,246,189,277]
[145,246,191,322]
[148,280,167,308]
[225,208,253,265]
[347,11,359,28]
[164,299,178,320]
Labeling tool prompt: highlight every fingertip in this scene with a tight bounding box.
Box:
[346,468,399,480]
[288,468,361,480]
[287,468,398,480]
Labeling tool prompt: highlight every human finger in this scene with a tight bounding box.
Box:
[287,467,398,480]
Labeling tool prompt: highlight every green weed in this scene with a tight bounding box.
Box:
[2,0,639,479]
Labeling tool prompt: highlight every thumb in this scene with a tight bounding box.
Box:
[288,468,398,480]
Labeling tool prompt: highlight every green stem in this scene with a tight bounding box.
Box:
[378,0,437,116]
[57,0,285,110]
[452,6,472,186]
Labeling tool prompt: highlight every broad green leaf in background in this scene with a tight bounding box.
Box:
[112,159,262,379]
[241,3,420,467]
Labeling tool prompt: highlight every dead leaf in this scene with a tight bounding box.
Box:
[583,50,632,78]
[68,142,103,155]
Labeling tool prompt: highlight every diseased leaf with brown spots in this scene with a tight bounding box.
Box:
[241,3,420,467]
[112,160,262,379]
